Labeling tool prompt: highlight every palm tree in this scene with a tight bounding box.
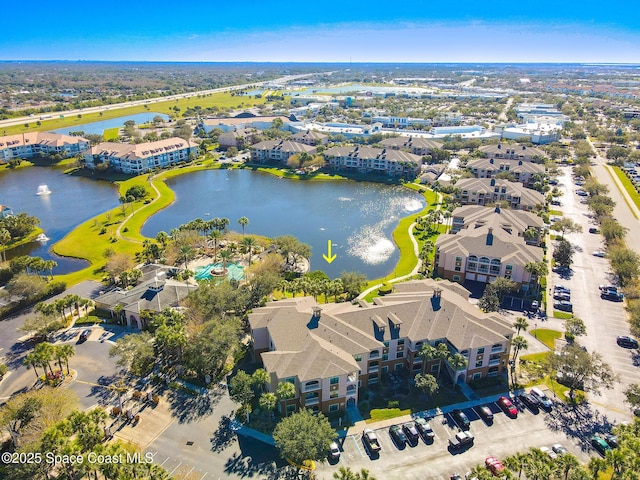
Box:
[208,229,222,260]
[331,279,344,302]
[511,336,528,374]
[238,216,249,236]
[588,457,607,480]
[0,227,10,262]
[514,317,529,335]
[418,344,438,375]
[259,392,277,423]
[155,231,169,247]
[57,344,75,375]
[34,342,55,375]
[179,244,194,270]
[219,249,232,269]
[276,381,296,415]
[554,452,579,480]
[504,452,529,479]
[112,303,124,324]
[23,352,41,380]
[241,236,256,265]
[252,368,269,393]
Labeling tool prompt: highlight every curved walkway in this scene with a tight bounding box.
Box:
[115,176,162,244]
[358,192,443,299]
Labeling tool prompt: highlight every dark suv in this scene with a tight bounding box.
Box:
[451,409,470,430]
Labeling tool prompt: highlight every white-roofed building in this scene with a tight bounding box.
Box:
[0,132,89,162]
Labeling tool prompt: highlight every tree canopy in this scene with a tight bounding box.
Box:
[272,409,335,466]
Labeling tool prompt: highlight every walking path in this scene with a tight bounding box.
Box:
[115,176,161,244]
[358,192,443,300]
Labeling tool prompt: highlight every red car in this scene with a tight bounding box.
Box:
[497,396,518,418]
[485,456,505,476]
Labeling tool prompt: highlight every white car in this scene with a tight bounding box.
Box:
[593,251,606,257]
[540,446,557,459]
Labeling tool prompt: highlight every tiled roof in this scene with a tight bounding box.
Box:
[0,131,88,149]
[90,138,197,160]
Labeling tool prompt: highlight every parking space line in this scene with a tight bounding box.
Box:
[350,435,366,458]
[168,461,183,476]
[159,456,169,467]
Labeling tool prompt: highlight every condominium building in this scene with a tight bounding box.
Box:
[323,146,421,176]
[450,205,545,246]
[478,144,546,162]
[454,178,545,211]
[466,157,545,187]
[435,212,544,286]
[291,130,329,146]
[380,136,443,156]
[83,138,198,174]
[249,139,317,164]
[249,279,513,414]
[0,132,89,162]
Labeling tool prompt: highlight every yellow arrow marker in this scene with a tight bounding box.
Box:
[322,240,337,264]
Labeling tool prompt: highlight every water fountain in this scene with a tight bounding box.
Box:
[36,184,52,195]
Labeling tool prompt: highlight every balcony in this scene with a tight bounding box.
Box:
[304,396,320,406]
[491,346,505,353]
[489,359,501,366]
[369,351,380,359]
[303,383,321,392]
[347,374,358,384]
[368,365,379,373]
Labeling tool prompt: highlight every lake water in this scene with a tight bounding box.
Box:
[142,169,424,279]
[0,167,119,273]
[52,112,170,136]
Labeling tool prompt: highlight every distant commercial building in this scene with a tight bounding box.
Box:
[289,121,382,139]
[84,138,199,174]
[453,178,545,211]
[0,132,89,162]
[250,140,317,164]
[496,122,561,145]
[323,146,421,176]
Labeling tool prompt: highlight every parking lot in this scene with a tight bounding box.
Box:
[551,166,640,413]
[315,393,593,480]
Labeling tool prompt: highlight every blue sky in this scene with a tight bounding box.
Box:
[2,0,639,62]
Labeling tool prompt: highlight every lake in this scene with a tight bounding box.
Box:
[0,167,119,273]
[52,112,170,136]
[142,169,425,279]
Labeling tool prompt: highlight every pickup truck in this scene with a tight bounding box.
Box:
[363,428,381,454]
[448,431,474,449]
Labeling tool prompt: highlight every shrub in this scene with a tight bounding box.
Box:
[111,407,122,417]
[387,400,400,408]
[0,364,8,377]
[99,227,107,235]
[132,390,142,400]
[151,394,160,405]
[378,283,393,295]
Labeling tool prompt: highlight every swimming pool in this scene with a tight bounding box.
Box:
[194,262,245,281]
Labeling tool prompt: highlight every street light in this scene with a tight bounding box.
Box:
[534,322,538,338]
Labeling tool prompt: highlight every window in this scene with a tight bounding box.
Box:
[473,373,482,380]
[431,364,439,373]
[453,275,461,282]
[330,377,339,385]
[329,404,339,412]
[287,405,296,413]
[395,363,403,371]
[354,354,362,362]
[383,341,390,347]
[475,360,483,368]
[381,366,388,373]
[396,351,404,359]
[477,347,485,354]
[455,256,462,272]
[330,391,339,399]
[285,377,295,384]
[398,339,405,346]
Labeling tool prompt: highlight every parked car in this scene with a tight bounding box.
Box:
[477,405,494,423]
[591,434,612,455]
[414,417,435,442]
[593,250,606,258]
[530,387,553,411]
[363,428,381,454]
[550,199,562,206]
[328,442,341,461]
[589,227,599,234]
[617,336,639,349]
[599,284,618,293]
[603,433,618,448]
[552,444,569,455]
[448,431,474,449]
[78,329,92,342]
[529,300,539,312]
[389,424,407,448]
[518,393,540,411]
[554,285,571,294]
[451,409,471,430]
[554,301,573,312]
[553,292,571,301]
[540,446,557,459]
[602,288,624,301]
[497,396,518,418]
[485,456,505,476]
[575,189,588,196]
[402,422,420,445]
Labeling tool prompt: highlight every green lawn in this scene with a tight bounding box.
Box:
[611,166,640,217]
[103,127,119,141]
[553,311,573,319]
[367,408,412,423]
[548,209,563,216]
[530,328,562,349]
[0,92,267,136]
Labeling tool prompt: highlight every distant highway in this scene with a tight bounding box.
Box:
[0,74,314,130]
